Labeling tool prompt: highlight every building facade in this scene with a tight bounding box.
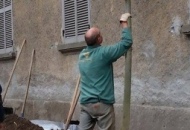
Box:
[0,0,190,129]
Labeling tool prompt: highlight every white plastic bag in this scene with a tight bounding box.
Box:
[31,120,78,130]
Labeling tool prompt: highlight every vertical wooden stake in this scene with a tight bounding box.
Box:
[122,0,132,129]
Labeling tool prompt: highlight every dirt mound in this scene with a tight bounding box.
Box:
[3,114,43,130]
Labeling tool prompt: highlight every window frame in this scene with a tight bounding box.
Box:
[0,0,13,55]
[61,0,91,44]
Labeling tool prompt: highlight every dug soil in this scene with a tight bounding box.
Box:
[3,114,43,130]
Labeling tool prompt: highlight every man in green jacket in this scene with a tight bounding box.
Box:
[78,13,132,130]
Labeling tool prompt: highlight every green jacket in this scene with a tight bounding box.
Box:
[78,28,133,104]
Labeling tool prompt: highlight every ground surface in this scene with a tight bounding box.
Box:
[3,114,43,130]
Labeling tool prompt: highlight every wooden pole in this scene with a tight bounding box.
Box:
[20,49,35,117]
[121,0,132,129]
[2,39,26,103]
[65,76,80,130]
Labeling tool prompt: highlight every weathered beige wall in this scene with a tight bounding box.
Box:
[1,0,128,128]
[1,0,127,103]
[2,0,80,101]
[1,0,190,129]
[132,0,190,108]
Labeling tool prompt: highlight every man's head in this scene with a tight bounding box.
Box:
[84,27,103,46]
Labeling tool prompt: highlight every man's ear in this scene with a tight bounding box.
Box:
[98,36,100,42]
[97,36,102,44]
[96,36,99,43]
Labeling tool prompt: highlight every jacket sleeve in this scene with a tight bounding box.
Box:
[103,28,133,63]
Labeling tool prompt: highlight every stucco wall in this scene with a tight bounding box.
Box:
[132,0,190,108]
[1,0,79,101]
[0,0,128,103]
[0,0,190,129]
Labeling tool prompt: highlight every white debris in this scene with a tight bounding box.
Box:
[30,120,78,130]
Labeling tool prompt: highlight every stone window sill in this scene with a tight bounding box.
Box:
[181,24,190,35]
[0,52,16,61]
[57,42,86,53]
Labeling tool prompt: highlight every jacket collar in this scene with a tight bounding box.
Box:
[86,44,101,49]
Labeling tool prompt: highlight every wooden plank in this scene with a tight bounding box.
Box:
[2,39,26,103]
[20,49,35,117]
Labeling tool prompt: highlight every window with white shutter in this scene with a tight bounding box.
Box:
[0,0,13,55]
[62,0,90,44]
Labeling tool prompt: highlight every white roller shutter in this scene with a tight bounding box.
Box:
[0,0,13,55]
[62,0,90,44]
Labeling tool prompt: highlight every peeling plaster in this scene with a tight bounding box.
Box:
[132,74,190,107]
[141,40,156,60]
[170,16,183,36]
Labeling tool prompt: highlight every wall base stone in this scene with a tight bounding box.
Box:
[3,99,190,130]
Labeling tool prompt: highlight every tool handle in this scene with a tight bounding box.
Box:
[20,49,35,117]
[3,39,26,103]
[65,76,80,130]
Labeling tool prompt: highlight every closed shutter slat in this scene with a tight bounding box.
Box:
[65,28,75,31]
[77,12,88,17]
[0,12,4,49]
[5,0,11,7]
[76,0,89,36]
[64,0,75,38]
[78,17,88,21]
[5,9,12,48]
[65,25,75,28]
[0,0,3,9]
[65,18,75,22]
[77,6,88,11]
[78,24,89,28]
